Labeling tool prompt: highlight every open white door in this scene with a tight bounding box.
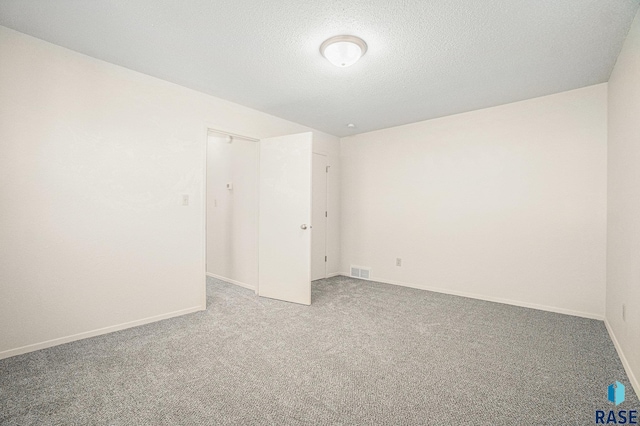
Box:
[258,132,312,305]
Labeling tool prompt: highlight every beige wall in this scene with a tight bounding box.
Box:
[0,26,339,359]
[340,84,608,318]
[607,8,640,397]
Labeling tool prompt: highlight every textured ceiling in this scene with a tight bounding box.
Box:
[0,0,638,136]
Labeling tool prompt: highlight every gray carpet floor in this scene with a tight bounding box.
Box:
[1,276,637,425]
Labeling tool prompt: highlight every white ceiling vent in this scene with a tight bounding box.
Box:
[350,265,371,280]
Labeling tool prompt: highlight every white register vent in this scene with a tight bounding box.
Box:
[350,265,371,280]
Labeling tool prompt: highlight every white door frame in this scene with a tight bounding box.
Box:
[311,152,329,280]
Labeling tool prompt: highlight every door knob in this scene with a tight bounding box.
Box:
[301,224,309,230]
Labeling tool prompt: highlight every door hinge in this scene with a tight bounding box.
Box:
[326,166,330,173]
[325,256,327,262]
[325,211,327,217]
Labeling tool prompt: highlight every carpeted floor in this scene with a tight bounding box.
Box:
[0,276,637,425]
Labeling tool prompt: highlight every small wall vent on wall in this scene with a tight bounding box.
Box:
[350,265,371,280]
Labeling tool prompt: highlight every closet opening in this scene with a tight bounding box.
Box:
[205,129,321,305]
[205,129,260,293]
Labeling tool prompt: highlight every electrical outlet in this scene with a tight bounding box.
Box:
[182,194,189,206]
[396,258,402,267]
[622,304,626,322]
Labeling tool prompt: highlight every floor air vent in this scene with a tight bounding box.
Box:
[350,266,371,280]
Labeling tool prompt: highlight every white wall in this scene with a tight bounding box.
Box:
[607,8,640,397]
[206,134,259,289]
[0,26,339,359]
[340,84,608,318]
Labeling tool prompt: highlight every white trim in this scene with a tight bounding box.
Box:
[311,152,329,281]
[201,125,209,312]
[207,128,260,142]
[605,319,640,400]
[337,272,604,320]
[255,136,261,296]
[206,272,256,291]
[327,272,341,278]
[0,305,203,360]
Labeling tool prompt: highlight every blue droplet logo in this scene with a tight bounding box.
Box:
[608,381,626,406]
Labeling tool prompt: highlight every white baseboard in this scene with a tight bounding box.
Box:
[0,305,204,361]
[337,272,604,320]
[605,319,640,400]
[327,272,341,278]
[206,272,256,291]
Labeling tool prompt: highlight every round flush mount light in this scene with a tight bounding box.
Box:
[320,35,368,67]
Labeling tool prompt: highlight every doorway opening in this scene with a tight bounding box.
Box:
[205,129,259,292]
[205,129,319,305]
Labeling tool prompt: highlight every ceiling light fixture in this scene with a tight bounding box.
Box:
[320,35,367,67]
